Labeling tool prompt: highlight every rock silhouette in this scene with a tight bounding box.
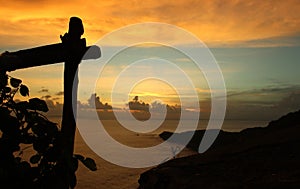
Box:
[138,110,300,189]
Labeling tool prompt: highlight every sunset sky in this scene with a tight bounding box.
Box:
[1,0,300,120]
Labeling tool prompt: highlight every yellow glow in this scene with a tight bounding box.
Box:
[129,79,180,105]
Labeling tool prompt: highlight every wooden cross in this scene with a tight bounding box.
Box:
[0,17,101,166]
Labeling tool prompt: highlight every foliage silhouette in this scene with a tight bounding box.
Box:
[0,71,96,189]
[128,96,150,112]
[88,93,112,110]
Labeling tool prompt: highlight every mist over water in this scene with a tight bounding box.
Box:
[39,116,269,188]
[49,116,269,134]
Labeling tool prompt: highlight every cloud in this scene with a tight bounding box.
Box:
[38,88,49,93]
[52,97,61,101]
[42,87,300,122]
[226,85,300,99]
[227,34,300,48]
[0,18,68,50]
[55,91,64,96]
[41,95,51,100]
[1,0,300,49]
[225,85,300,120]
[44,99,63,118]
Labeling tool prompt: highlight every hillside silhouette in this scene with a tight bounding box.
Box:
[139,110,300,189]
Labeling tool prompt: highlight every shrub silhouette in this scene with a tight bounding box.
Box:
[0,71,96,188]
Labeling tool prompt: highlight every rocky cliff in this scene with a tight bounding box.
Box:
[138,110,300,189]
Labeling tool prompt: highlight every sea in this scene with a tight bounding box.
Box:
[44,116,269,189]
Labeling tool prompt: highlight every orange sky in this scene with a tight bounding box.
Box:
[1,0,300,120]
[1,0,300,49]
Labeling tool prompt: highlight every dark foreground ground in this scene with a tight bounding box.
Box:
[138,110,300,189]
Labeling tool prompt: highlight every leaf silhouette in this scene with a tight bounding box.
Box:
[29,98,48,112]
[0,72,8,88]
[30,154,41,164]
[10,77,22,88]
[75,155,97,171]
[20,84,29,96]
[4,86,11,93]
[82,158,97,171]
[33,139,49,153]
[74,154,84,161]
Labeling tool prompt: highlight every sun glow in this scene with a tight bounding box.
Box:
[129,79,180,105]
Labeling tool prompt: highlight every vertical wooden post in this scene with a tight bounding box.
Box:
[61,17,84,156]
[60,17,85,188]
